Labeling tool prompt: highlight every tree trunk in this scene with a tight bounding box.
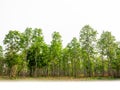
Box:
[101,53,104,76]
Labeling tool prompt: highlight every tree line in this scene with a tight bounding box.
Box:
[0,25,120,78]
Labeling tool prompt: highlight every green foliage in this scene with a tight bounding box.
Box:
[66,37,81,77]
[4,30,22,52]
[79,25,97,77]
[21,28,33,49]
[0,46,3,57]
[50,31,62,58]
[1,25,120,78]
[3,30,23,77]
[49,31,63,76]
[97,31,117,76]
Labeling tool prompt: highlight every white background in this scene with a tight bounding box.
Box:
[0,0,120,89]
[0,81,120,90]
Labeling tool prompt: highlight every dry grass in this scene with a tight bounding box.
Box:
[0,76,119,81]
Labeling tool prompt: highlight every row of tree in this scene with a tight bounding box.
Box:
[0,25,120,78]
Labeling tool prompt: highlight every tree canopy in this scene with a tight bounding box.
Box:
[1,25,120,78]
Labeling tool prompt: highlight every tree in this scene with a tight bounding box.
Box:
[17,28,33,76]
[110,42,120,77]
[26,28,48,77]
[4,30,22,77]
[79,25,97,77]
[66,37,81,77]
[98,31,116,76]
[50,31,62,76]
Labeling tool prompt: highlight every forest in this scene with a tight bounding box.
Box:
[0,25,120,79]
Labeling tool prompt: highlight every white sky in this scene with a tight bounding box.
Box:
[0,0,120,47]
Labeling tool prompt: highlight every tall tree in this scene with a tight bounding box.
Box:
[66,37,81,77]
[113,42,120,77]
[26,28,45,76]
[4,30,22,77]
[50,31,62,76]
[79,25,97,77]
[18,28,33,76]
[98,31,116,76]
